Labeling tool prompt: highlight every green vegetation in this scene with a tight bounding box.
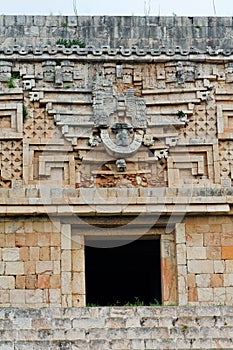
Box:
[86,297,162,307]
[177,110,186,118]
[7,78,16,88]
[182,324,188,333]
[11,72,20,79]
[56,39,85,48]
[7,72,20,88]
[23,103,28,121]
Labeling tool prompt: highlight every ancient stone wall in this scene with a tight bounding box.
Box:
[0,15,233,49]
[0,306,233,349]
[0,16,233,312]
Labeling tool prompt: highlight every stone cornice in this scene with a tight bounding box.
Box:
[0,45,233,59]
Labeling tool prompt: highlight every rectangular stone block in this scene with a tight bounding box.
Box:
[222,247,233,260]
[0,262,5,275]
[213,287,226,303]
[224,274,233,287]
[61,225,71,250]
[2,248,20,262]
[10,290,26,304]
[226,260,233,273]
[188,260,214,274]
[5,262,24,275]
[204,232,221,246]
[196,274,210,287]
[197,288,214,302]
[24,261,36,275]
[187,247,207,260]
[38,275,50,289]
[72,272,85,294]
[61,250,71,272]
[221,233,233,246]
[49,289,61,304]
[15,276,26,289]
[61,272,72,294]
[206,247,221,260]
[175,223,186,243]
[210,274,223,287]
[36,261,53,274]
[226,287,233,305]
[0,276,15,289]
[186,233,203,247]
[25,290,43,304]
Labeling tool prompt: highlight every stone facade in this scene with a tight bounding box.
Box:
[0,306,232,349]
[0,16,232,313]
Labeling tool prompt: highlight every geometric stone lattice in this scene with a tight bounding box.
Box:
[0,140,23,186]
[24,107,56,139]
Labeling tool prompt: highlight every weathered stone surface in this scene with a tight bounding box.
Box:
[0,307,231,349]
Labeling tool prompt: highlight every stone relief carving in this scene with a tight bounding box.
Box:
[0,52,230,188]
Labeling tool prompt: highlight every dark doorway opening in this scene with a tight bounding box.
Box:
[85,236,161,306]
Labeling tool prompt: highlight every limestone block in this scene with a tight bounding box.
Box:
[214,260,225,274]
[25,290,43,304]
[61,250,72,272]
[72,317,105,329]
[0,290,10,304]
[15,276,26,289]
[61,272,72,294]
[24,261,36,275]
[226,287,233,305]
[197,288,214,302]
[206,247,221,260]
[72,249,85,272]
[226,260,233,273]
[50,275,61,289]
[213,287,226,304]
[39,247,50,261]
[187,247,207,260]
[187,274,196,288]
[36,261,53,275]
[188,260,214,274]
[72,272,85,294]
[50,247,61,261]
[25,275,37,290]
[10,290,26,304]
[0,276,15,289]
[175,223,186,244]
[176,244,186,265]
[61,225,71,250]
[5,262,24,275]
[223,274,233,287]
[49,289,61,304]
[0,262,5,274]
[29,247,39,261]
[19,247,29,262]
[186,233,203,247]
[221,233,233,245]
[222,247,233,260]
[196,274,211,287]
[53,261,60,275]
[204,232,221,246]
[38,233,51,247]
[210,274,223,287]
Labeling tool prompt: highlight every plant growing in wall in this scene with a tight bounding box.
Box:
[7,72,20,88]
[7,78,15,88]
[56,39,85,48]
[23,103,28,122]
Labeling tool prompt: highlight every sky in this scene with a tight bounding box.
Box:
[0,0,232,16]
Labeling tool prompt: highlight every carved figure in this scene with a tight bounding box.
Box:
[116,159,127,172]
